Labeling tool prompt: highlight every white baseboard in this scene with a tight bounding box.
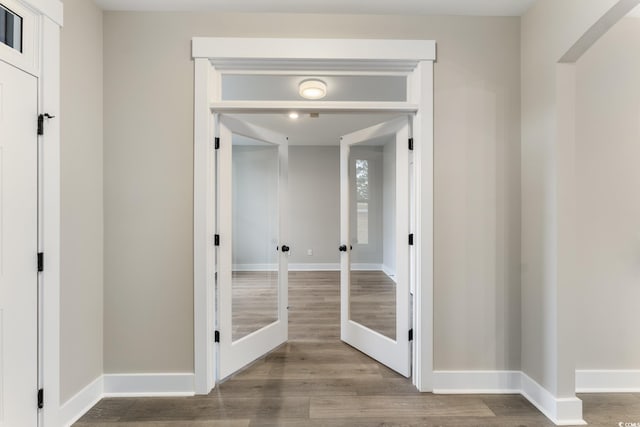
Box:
[433,370,521,393]
[232,263,389,272]
[576,369,640,392]
[521,373,586,426]
[232,263,277,271]
[59,375,104,427]
[103,373,195,397]
[57,373,197,425]
[289,263,340,271]
[351,263,382,271]
[381,264,397,283]
[434,370,585,425]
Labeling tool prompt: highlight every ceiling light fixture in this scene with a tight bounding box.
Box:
[288,112,299,119]
[299,79,327,100]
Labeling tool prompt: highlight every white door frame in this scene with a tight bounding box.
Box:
[0,0,63,425]
[192,37,435,393]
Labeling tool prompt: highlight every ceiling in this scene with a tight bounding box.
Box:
[629,4,640,17]
[230,113,405,146]
[93,0,536,16]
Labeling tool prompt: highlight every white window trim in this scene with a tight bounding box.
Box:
[193,37,435,393]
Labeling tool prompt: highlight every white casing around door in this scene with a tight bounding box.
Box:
[340,117,412,378]
[0,60,39,426]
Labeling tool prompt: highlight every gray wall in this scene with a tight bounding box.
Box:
[520,0,621,397]
[575,17,640,369]
[103,12,522,373]
[232,144,279,267]
[288,146,340,265]
[60,0,104,402]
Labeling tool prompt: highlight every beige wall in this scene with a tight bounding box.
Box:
[60,0,104,402]
[575,17,640,369]
[103,12,522,373]
[521,0,626,398]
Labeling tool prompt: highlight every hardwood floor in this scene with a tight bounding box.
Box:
[76,271,640,426]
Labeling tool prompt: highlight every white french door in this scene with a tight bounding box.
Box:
[217,116,289,379]
[0,60,39,425]
[340,117,412,377]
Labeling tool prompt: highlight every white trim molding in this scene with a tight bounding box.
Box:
[192,38,436,71]
[520,373,585,426]
[433,370,521,394]
[103,373,196,397]
[434,371,586,426]
[576,370,640,393]
[289,263,340,271]
[58,376,104,427]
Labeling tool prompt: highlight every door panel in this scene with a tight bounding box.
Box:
[340,117,411,377]
[218,116,288,380]
[0,60,38,426]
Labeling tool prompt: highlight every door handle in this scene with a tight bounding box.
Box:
[281,245,290,253]
[339,245,347,252]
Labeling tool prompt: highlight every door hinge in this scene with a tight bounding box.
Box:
[214,330,220,343]
[37,252,44,272]
[408,138,414,151]
[37,388,44,409]
[408,234,414,246]
[214,137,220,150]
[214,234,220,246]
[37,113,55,136]
[408,328,414,342]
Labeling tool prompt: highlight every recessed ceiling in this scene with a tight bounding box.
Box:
[93,0,536,16]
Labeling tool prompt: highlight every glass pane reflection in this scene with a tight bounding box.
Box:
[232,135,279,341]
[349,139,397,340]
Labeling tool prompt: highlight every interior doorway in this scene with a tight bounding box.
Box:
[193,37,435,393]
[216,113,415,381]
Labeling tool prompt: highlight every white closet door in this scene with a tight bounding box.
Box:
[0,60,39,426]
[340,117,412,377]
[218,116,289,379]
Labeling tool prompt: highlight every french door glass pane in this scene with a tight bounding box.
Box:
[349,138,397,340]
[232,134,280,341]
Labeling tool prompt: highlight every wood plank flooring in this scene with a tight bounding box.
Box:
[76,271,640,426]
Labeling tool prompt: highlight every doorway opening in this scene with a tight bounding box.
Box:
[218,112,415,382]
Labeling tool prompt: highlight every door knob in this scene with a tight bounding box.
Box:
[339,245,347,252]
[281,245,290,253]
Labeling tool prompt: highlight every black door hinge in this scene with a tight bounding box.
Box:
[37,252,44,272]
[37,388,44,409]
[214,234,220,246]
[214,137,220,150]
[408,328,414,342]
[408,138,414,151]
[409,234,414,246]
[37,113,55,136]
[214,330,220,343]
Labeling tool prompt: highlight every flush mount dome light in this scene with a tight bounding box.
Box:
[299,79,327,100]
